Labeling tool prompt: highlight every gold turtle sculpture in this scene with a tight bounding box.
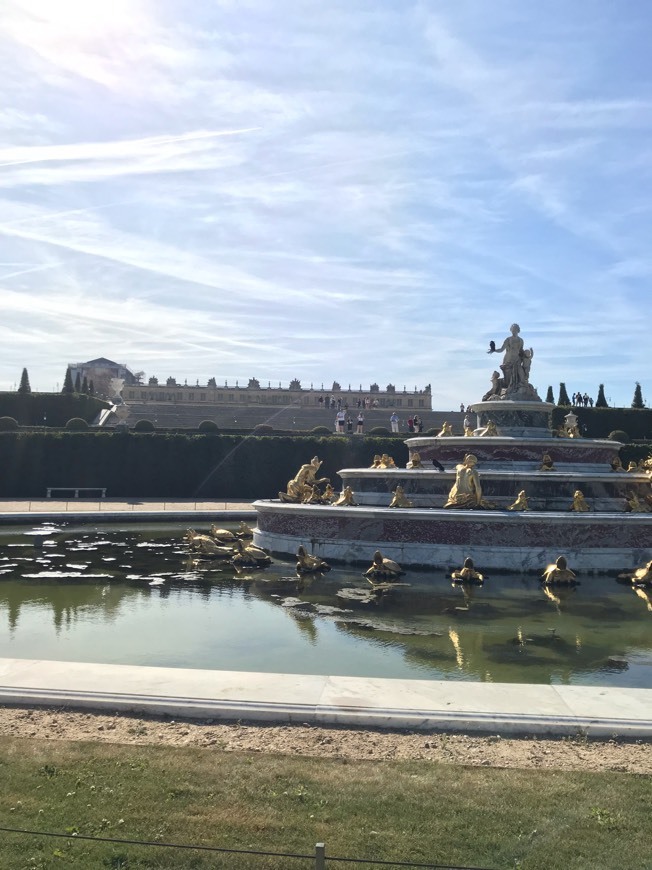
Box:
[295,545,331,574]
[209,524,237,542]
[617,560,652,588]
[451,557,485,585]
[184,529,233,559]
[364,550,404,583]
[541,556,577,585]
[231,539,272,568]
[389,485,413,508]
[508,490,529,511]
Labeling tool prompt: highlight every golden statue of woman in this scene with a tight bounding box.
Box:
[279,456,329,502]
[444,454,484,508]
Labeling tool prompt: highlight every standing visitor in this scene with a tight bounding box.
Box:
[346,416,353,434]
[336,408,346,432]
[390,412,400,433]
[407,416,414,433]
[356,412,364,434]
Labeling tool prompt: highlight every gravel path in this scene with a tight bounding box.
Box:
[0,706,649,774]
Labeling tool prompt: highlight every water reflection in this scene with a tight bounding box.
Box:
[0,522,650,687]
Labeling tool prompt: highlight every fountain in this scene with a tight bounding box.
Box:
[254,324,652,572]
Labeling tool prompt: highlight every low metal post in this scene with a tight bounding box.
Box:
[315,842,326,870]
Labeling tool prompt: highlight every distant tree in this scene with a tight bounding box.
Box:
[62,367,74,394]
[207,377,217,387]
[289,378,301,390]
[545,385,554,403]
[557,383,571,406]
[166,377,177,386]
[89,379,95,396]
[81,375,89,394]
[148,376,158,386]
[17,368,31,394]
[595,384,608,408]
[632,382,645,409]
[74,372,81,392]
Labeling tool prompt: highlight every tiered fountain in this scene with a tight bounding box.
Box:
[254,324,652,572]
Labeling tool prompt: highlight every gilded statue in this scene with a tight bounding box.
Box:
[333,485,357,506]
[451,557,485,584]
[541,556,577,585]
[626,461,638,472]
[235,521,254,538]
[279,456,329,503]
[406,452,424,469]
[444,454,491,509]
[437,421,453,437]
[364,550,404,582]
[302,484,328,504]
[626,492,651,513]
[481,420,498,437]
[540,453,555,471]
[232,539,272,567]
[389,485,413,508]
[209,524,237,542]
[379,453,396,468]
[618,560,652,588]
[296,545,330,574]
[487,323,534,396]
[370,454,382,468]
[508,490,529,511]
[322,483,336,502]
[185,529,233,559]
[571,490,590,512]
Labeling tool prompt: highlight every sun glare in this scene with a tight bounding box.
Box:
[15,0,140,38]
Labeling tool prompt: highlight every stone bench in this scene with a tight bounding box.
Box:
[46,487,107,499]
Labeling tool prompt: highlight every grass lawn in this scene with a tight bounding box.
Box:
[0,736,649,869]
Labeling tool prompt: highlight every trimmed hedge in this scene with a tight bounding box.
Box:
[551,406,652,440]
[0,432,409,498]
[0,392,109,426]
[310,426,332,435]
[0,416,18,431]
[198,420,219,433]
[608,430,629,443]
[65,418,89,431]
[134,419,155,432]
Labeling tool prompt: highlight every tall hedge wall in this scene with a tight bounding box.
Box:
[551,406,652,440]
[0,393,110,426]
[0,433,408,498]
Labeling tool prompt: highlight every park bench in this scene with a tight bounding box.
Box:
[46,487,107,499]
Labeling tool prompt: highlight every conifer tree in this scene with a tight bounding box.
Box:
[74,372,81,393]
[632,382,645,409]
[17,367,31,394]
[62,367,74,394]
[557,382,571,406]
[82,375,89,394]
[89,379,95,396]
[545,385,554,404]
[595,384,608,408]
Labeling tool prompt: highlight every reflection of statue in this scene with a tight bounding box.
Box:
[296,545,330,574]
[451,557,484,584]
[365,550,403,582]
[540,453,555,471]
[571,490,590,512]
[437,421,453,437]
[279,456,329,503]
[333,486,356,506]
[542,555,577,585]
[406,452,424,469]
[389,485,412,508]
[488,324,531,389]
[444,454,486,508]
[508,490,529,511]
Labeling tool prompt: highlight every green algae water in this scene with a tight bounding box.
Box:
[0,522,650,687]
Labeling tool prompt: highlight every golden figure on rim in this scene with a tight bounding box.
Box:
[444,454,490,509]
[333,485,357,506]
[389,485,413,508]
[481,420,498,436]
[571,490,590,512]
[406,452,424,469]
[451,557,485,584]
[437,421,454,437]
[508,490,529,511]
[626,492,651,513]
[542,556,577,585]
[370,454,382,468]
[279,456,329,503]
[540,453,555,471]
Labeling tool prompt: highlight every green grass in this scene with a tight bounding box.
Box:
[0,736,649,869]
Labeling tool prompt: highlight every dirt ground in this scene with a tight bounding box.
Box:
[0,705,649,774]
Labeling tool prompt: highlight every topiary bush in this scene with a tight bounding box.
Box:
[608,429,630,444]
[253,424,274,434]
[425,427,439,436]
[198,420,219,433]
[310,426,331,435]
[65,417,88,431]
[0,416,18,431]
[134,419,155,432]
[369,427,392,436]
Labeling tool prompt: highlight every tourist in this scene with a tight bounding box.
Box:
[335,409,346,433]
[460,403,465,413]
[390,412,400,433]
[413,414,421,433]
[407,416,414,433]
[356,412,364,434]
[346,416,353,434]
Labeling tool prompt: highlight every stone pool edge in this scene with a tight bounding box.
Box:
[0,658,650,738]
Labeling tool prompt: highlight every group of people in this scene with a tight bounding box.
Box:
[572,392,594,407]
[335,409,365,434]
[389,413,423,433]
[318,395,379,411]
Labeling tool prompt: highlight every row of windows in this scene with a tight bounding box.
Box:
[126,391,426,408]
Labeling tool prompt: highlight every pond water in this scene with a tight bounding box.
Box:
[0,522,650,687]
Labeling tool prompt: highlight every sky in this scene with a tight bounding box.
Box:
[1,0,651,409]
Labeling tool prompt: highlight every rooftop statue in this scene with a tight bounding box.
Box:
[485,324,540,401]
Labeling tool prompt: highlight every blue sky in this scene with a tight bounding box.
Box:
[1,0,651,408]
